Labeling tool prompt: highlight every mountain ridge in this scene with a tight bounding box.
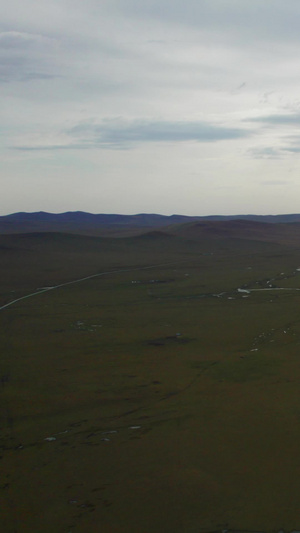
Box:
[2,210,300,236]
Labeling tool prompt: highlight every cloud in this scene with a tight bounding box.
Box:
[282,146,300,153]
[11,118,251,151]
[246,113,300,126]
[248,147,282,159]
[110,0,300,46]
[0,31,61,83]
[12,143,89,151]
[68,118,251,147]
[262,180,289,186]
[0,31,54,48]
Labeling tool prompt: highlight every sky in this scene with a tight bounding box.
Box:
[2,0,300,216]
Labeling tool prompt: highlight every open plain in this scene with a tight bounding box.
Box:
[2,219,300,532]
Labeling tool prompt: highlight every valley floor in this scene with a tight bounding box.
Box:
[1,228,300,532]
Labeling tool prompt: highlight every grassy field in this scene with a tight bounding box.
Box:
[2,225,300,532]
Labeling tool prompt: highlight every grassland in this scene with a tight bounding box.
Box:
[2,223,300,532]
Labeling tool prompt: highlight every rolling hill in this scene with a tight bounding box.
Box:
[1,211,300,235]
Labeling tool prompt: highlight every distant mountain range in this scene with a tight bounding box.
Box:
[1,211,300,235]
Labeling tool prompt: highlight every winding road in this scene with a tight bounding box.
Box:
[0,261,184,312]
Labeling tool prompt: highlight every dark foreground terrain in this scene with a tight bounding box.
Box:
[2,219,300,532]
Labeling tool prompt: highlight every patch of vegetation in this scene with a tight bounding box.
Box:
[147,334,192,346]
[206,353,280,383]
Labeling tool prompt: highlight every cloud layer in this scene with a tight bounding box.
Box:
[14,119,251,150]
[2,1,300,215]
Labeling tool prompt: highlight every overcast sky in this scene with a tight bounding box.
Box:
[2,0,300,215]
